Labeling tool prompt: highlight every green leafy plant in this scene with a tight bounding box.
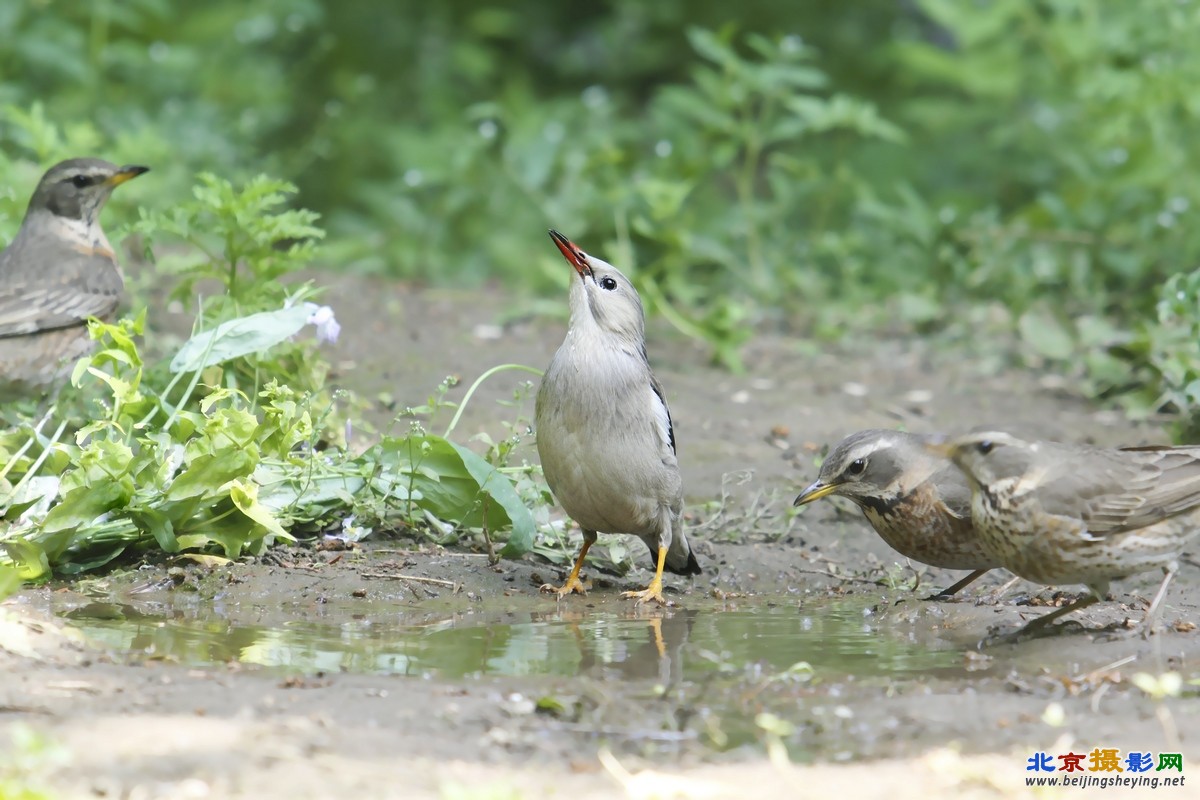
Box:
[0,165,548,581]
[134,173,325,311]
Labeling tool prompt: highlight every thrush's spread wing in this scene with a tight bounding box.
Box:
[1040,444,1200,535]
[0,241,122,337]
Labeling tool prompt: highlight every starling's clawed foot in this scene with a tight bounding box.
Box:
[540,574,588,598]
[622,580,670,606]
[623,545,672,606]
[541,538,594,601]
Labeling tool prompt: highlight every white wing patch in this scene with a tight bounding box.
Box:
[650,384,674,454]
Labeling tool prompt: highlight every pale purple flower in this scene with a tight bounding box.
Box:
[305,303,341,344]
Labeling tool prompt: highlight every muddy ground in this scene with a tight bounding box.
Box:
[2,274,1197,799]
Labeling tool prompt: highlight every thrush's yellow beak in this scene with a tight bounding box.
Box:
[106,165,151,186]
[793,480,838,507]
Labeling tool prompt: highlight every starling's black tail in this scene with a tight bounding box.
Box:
[666,547,702,576]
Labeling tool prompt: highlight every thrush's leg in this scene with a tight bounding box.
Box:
[925,569,990,600]
[990,593,1101,644]
[1103,563,1179,640]
[1139,563,1178,635]
[622,545,669,606]
[974,574,1023,606]
[540,530,597,597]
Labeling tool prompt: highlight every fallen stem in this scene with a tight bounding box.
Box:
[358,572,458,588]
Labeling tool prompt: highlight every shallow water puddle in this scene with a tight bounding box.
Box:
[59,597,967,682]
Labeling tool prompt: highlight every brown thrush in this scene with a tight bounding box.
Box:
[794,429,999,598]
[934,431,1200,637]
[0,158,149,400]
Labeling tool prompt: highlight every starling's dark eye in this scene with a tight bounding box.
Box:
[599,276,618,291]
[976,440,994,455]
[70,174,91,188]
[846,458,867,476]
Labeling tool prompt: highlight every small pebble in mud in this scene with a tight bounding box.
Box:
[902,389,933,404]
[473,323,503,340]
[351,588,367,598]
[962,651,993,672]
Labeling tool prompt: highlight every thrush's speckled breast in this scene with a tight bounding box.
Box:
[794,429,997,597]
[936,431,1200,634]
[0,158,149,400]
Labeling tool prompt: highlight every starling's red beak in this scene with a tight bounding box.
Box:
[548,229,593,279]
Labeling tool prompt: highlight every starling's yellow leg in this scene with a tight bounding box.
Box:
[622,545,669,605]
[541,537,593,597]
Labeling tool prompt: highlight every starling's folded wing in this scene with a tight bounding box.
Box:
[649,371,676,456]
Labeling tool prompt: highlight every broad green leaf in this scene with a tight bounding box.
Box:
[135,508,179,552]
[0,563,22,599]
[167,451,256,502]
[448,442,536,557]
[229,479,294,541]
[39,482,128,536]
[1,539,49,581]
[373,435,531,543]
[170,305,312,373]
[57,545,129,574]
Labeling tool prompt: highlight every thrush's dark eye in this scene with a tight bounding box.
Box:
[976,440,994,455]
[846,458,867,476]
[70,174,92,188]
[599,276,618,291]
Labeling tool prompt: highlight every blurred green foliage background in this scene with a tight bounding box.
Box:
[2,0,1200,429]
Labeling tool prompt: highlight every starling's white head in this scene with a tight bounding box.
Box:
[548,229,646,347]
